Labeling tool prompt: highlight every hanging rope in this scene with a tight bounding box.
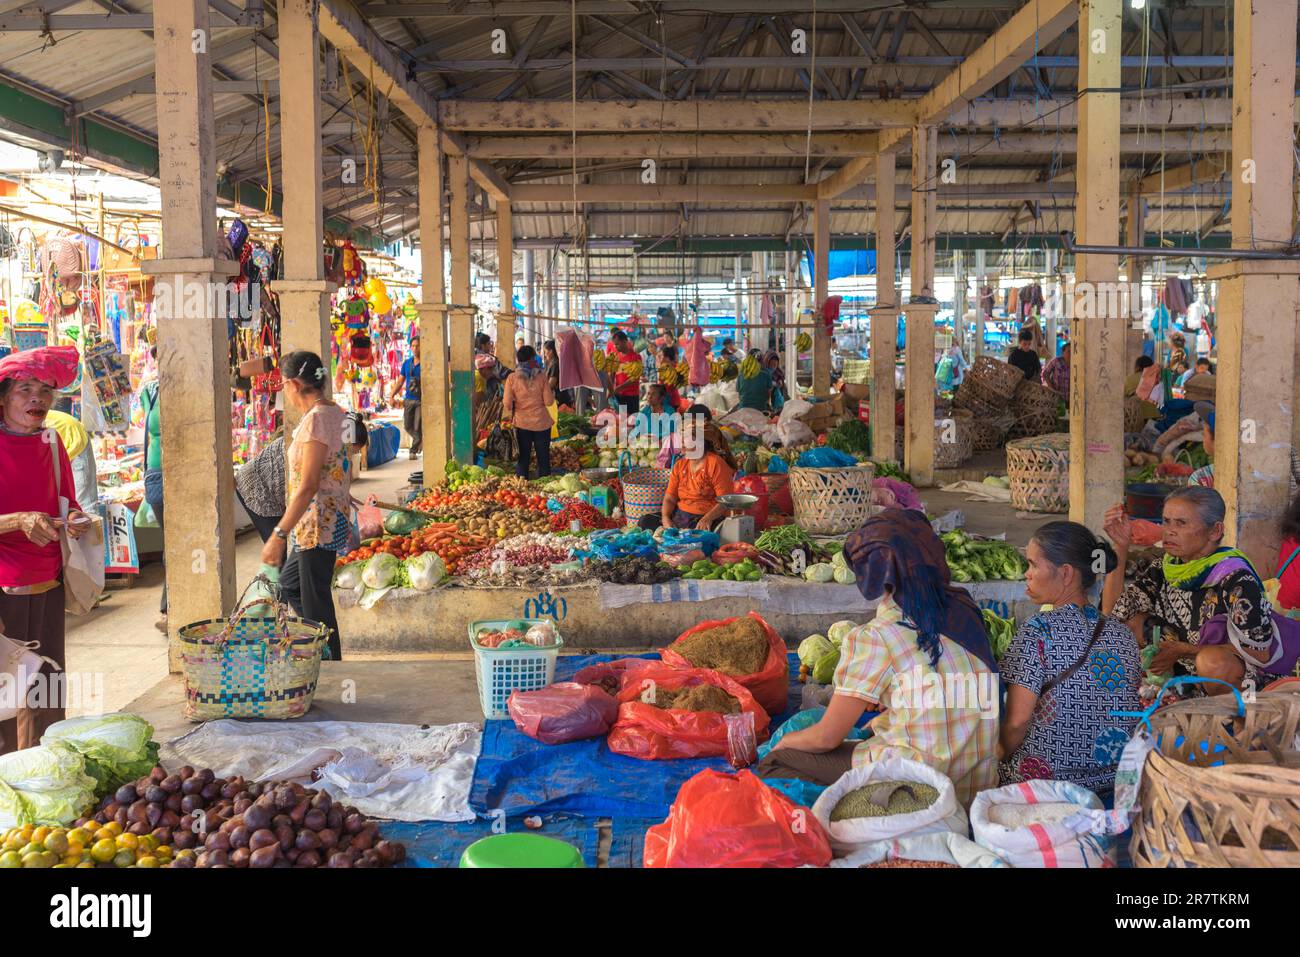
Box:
[261,80,274,216]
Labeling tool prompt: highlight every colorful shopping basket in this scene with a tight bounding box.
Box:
[618,450,674,522]
[178,576,329,722]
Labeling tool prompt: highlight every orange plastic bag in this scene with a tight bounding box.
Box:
[606,663,771,761]
[661,611,790,717]
[643,769,832,868]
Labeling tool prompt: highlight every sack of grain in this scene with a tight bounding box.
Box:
[970,779,1113,868]
[811,756,966,855]
[828,831,1008,869]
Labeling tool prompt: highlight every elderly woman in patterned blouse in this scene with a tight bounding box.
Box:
[1102,485,1280,696]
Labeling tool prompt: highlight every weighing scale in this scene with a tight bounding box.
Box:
[580,467,620,516]
[716,493,758,545]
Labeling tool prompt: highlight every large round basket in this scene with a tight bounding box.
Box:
[954,377,1013,417]
[789,465,878,535]
[1008,378,1063,439]
[934,410,974,469]
[970,412,1015,452]
[966,355,1025,401]
[1130,690,1300,868]
[1005,432,1070,513]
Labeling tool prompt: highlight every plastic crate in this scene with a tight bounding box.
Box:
[469,618,564,719]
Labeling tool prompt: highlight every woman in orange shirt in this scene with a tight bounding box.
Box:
[643,414,738,530]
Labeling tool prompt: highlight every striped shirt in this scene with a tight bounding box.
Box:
[834,595,999,806]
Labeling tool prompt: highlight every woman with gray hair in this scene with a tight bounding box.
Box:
[1102,486,1279,696]
[1000,522,1142,793]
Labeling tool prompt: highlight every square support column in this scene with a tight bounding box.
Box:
[277,0,334,431]
[905,126,938,486]
[1069,0,1124,533]
[448,153,475,463]
[1210,0,1300,572]
[149,0,236,667]
[496,201,515,356]
[812,198,831,396]
[417,124,451,476]
[871,152,899,466]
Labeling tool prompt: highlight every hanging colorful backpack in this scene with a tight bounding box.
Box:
[402,295,419,325]
[226,219,250,257]
[251,322,282,394]
[250,245,274,283]
[350,332,374,367]
[342,295,369,331]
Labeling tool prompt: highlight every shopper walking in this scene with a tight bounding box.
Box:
[389,336,422,458]
[235,433,286,543]
[261,352,352,661]
[502,345,555,479]
[140,349,167,631]
[0,346,91,754]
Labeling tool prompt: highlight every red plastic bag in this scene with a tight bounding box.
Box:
[606,663,771,761]
[731,474,770,531]
[507,682,619,745]
[643,769,832,868]
[661,611,789,717]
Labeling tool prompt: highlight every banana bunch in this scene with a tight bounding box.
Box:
[618,360,644,379]
[659,361,689,387]
[739,355,761,380]
[795,332,813,352]
[592,349,609,373]
[721,360,738,381]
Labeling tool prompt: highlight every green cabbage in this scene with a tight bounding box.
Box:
[40,713,158,793]
[798,634,833,668]
[405,551,446,590]
[827,620,857,646]
[804,562,834,583]
[0,742,97,828]
[833,565,855,584]
[361,552,401,589]
[812,648,841,685]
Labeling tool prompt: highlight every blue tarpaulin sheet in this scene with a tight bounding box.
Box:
[384,814,600,868]
[468,652,810,821]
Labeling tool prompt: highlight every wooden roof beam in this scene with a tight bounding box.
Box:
[510,184,818,203]
[466,132,880,159]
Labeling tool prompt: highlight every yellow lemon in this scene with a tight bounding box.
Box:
[115,832,139,851]
[31,826,51,845]
[68,827,92,846]
[90,838,117,863]
[105,821,123,836]
[134,856,159,869]
[44,830,69,855]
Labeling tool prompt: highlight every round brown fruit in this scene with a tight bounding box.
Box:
[295,830,321,852]
[248,829,277,852]
[229,847,251,868]
[296,850,322,868]
[248,846,278,869]
[145,785,167,804]
[304,809,326,832]
[115,784,137,805]
[229,825,250,849]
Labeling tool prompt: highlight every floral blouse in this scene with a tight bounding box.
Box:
[287,402,351,552]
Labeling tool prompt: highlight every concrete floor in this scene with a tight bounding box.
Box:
[65,452,419,719]
[78,446,1050,731]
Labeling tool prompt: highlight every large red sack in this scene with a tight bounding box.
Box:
[507,682,619,745]
[643,769,832,868]
[661,611,790,717]
[606,663,770,761]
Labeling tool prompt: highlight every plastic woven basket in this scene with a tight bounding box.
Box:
[469,618,563,719]
[619,451,672,522]
[178,579,328,722]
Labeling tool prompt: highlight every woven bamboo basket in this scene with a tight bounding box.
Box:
[967,355,1025,401]
[1009,378,1064,439]
[1005,432,1070,513]
[789,465,879,535]
[1130,690,1300,868]
[1124,395,1148,433]
[179,579,328,722]
[953,377,1012,417]
[970,412,1015,452]
[934,410,974,469]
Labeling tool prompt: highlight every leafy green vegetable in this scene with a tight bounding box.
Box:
[384,510,431,536]
[40,714,157,793]
[942,530,1028,582]
[798,634,834,667]
[872,461,912,484]
[0,742,98,827]
[981,608,1017,661]
[826,418,871,456]
[812,647,840,684]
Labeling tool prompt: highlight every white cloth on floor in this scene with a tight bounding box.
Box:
[161,719,480,822]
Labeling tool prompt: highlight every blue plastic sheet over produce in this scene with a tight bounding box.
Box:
[468,653,809,820]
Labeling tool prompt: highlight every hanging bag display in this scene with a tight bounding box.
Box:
[251,322,282,394]
[349,332,374,367]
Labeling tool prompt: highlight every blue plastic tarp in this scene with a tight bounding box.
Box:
[384,814,600,868]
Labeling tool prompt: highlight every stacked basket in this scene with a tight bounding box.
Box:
[953,356,1025,449]
[934,409,975,469]
[1005,432,1070,513]
[1008,378,1064,439]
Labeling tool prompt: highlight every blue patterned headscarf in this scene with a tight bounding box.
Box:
[845,509,998,673]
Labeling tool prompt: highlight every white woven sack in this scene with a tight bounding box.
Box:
[970,779,1114,868]
[811,755,966,855]
[829,831,1008,869]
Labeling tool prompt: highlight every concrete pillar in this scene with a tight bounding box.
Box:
[416,125,450,476]
[905,126,938,486]
[870,152,899,466]
[276,0,334,431]
[524,248,536,345]
[974,248,987,357]
[1069,0,1125,533]
[496,201,515,358]
[144,0,235,666]
[812,198,831,395]
[448,154,474,463]
[1210,0,1300,572]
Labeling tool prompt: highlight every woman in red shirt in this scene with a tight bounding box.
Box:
[0,346,90,754]
[607,330,642,415]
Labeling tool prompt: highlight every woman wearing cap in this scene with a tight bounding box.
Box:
[0,346,92,753]
[259,351,351,661]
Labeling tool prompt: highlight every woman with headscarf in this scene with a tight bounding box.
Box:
[0,346,93,754]
[755,509,1000,805]
[502,344,555,479]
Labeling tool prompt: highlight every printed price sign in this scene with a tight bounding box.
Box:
[103,502,139,574]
